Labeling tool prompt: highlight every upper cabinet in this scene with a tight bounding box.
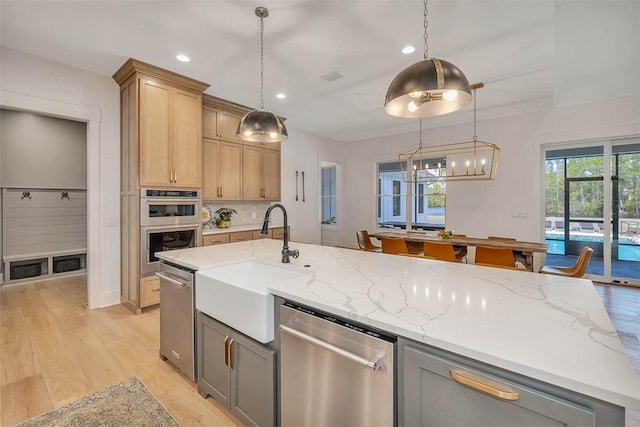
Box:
[243,144,281,201]
[203,107,242,142]
[113,58,209,190]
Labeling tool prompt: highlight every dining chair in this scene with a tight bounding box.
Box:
[475,246,516,268]
[397,253,436,260]
[423,241,458,262]
[380,237,409,255]
[451,234,468,261]
[539,247,593,278]
[356,230,382,252]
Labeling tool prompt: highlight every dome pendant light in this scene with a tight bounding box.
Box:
[384,0,471,118]
[237,6,288,143]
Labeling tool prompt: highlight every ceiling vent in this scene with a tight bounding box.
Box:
[320,71,344,82]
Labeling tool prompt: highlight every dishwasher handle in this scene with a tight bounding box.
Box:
[280,324,383,371]
[155,271,191,288]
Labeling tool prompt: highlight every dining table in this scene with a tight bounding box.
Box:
[368,230,548,272]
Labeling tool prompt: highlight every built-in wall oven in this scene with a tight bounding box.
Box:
[140,189,202,276]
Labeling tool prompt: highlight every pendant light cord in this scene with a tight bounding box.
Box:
[423,0,429,60]
[260,14,265,110]
[473,87,477,142]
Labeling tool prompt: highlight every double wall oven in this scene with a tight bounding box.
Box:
[140,189,202,276]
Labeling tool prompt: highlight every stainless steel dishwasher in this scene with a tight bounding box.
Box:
[156,262,195,380]
[280,302,395,426]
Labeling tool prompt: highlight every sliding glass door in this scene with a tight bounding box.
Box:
[545,141,639,284]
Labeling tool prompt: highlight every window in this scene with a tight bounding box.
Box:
[321,166,336,224]
[377,160,445,230]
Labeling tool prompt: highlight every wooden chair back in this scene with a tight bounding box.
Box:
[380,237,409,254]
[356,230,381,252]
[423,241,458,262]
[475,246,515,268]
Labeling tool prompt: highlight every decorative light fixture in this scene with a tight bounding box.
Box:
[384,0,471,118]
[236,6,288,143]
[397,83,500,182]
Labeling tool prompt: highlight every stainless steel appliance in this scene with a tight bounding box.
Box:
[157,261,196,380]
[280,302,396,426]
[140,188,201,227]
[140,188,201,276]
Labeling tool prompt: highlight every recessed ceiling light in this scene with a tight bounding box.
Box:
[276,93,286,99]
[401,46,415,54]
[176,54,190,62]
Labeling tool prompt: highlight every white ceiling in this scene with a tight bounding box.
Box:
[0,1,636,142]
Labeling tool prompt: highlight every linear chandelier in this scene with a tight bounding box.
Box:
[398,83,500,183]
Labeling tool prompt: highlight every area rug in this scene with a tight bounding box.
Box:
[17,377,178,427]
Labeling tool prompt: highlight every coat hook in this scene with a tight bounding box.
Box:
[60,191,70,200]
[21,191,31,200]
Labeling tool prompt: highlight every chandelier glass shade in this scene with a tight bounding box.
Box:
[236,6,288,143]
[398,83,500,183]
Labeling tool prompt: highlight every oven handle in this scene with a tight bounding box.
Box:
[142,198,201,204]
[155,271,191,288]
[279,325,383,371]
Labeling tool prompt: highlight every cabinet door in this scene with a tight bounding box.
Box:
[203,233,230,246]
[140,275,160,308]
[172,89,202,188]
[202,107,219,139]
[262,149,281,201]
[229,332,275,427]
[219,141,243,200]
[403,345,595,427]
[243,145,263,200]
[139,78,171,187]
[202,139,220,201]
[218,112,241,142]
[197,313,231,406]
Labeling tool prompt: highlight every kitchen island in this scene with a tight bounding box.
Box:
[157,239,640,424]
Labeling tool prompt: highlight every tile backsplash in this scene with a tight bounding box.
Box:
[204,201,284,227]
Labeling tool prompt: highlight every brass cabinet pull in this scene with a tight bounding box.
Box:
[223,336,229,366]
[220,186,224,197]
[152,288,160,292]
[449,369,519,401]
[174,170,177,183]
[228,339,235,369]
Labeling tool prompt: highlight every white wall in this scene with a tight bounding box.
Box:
[0,47,120,308]
[343,94,640,247]
[280,126,345,245]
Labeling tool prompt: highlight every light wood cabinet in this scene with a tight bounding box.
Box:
[243,145,281,201]
[203,233,230,246]
[140,275,160,308]
[113,58,209,314]
[203,108,242,142]
[229,231,253,243]
[202,139,243,201]
[252,230,272,239]
[139,78,202,188]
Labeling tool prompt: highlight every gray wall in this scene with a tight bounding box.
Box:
[0,109,87,189]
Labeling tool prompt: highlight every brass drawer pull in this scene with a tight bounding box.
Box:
[223,335,229,366]
[228,339,235,369]
[449,369,519,401]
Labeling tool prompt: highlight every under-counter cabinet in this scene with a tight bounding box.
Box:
[243,145,281,201]
[197,312,276,427]
[399,338,624,426]
[139,78,203,188]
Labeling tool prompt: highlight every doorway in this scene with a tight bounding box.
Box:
[544,141,640,284]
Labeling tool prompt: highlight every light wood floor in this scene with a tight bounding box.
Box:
[0,275,242,427]
[0,276,638,426]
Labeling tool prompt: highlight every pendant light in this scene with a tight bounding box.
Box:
[384,0,472,118]
[236,6,288,143]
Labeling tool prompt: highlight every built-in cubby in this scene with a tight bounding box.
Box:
[4,251,86,283]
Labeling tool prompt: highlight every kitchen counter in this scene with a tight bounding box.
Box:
[202,222,284,236]
[157,239,640,410]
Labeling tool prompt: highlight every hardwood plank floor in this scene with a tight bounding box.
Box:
[0,275,242,427]
[0,275,638,426]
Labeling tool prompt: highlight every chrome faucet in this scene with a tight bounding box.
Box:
[261,203,299,263]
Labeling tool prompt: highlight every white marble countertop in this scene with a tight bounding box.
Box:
[202,222,284,236]
[157,239,640,410]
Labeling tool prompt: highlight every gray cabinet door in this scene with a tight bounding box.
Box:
[197,312,231,405]
[403,345,596,427]
[229,332,276,427]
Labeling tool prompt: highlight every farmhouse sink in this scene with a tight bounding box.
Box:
[195,260,311,343]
